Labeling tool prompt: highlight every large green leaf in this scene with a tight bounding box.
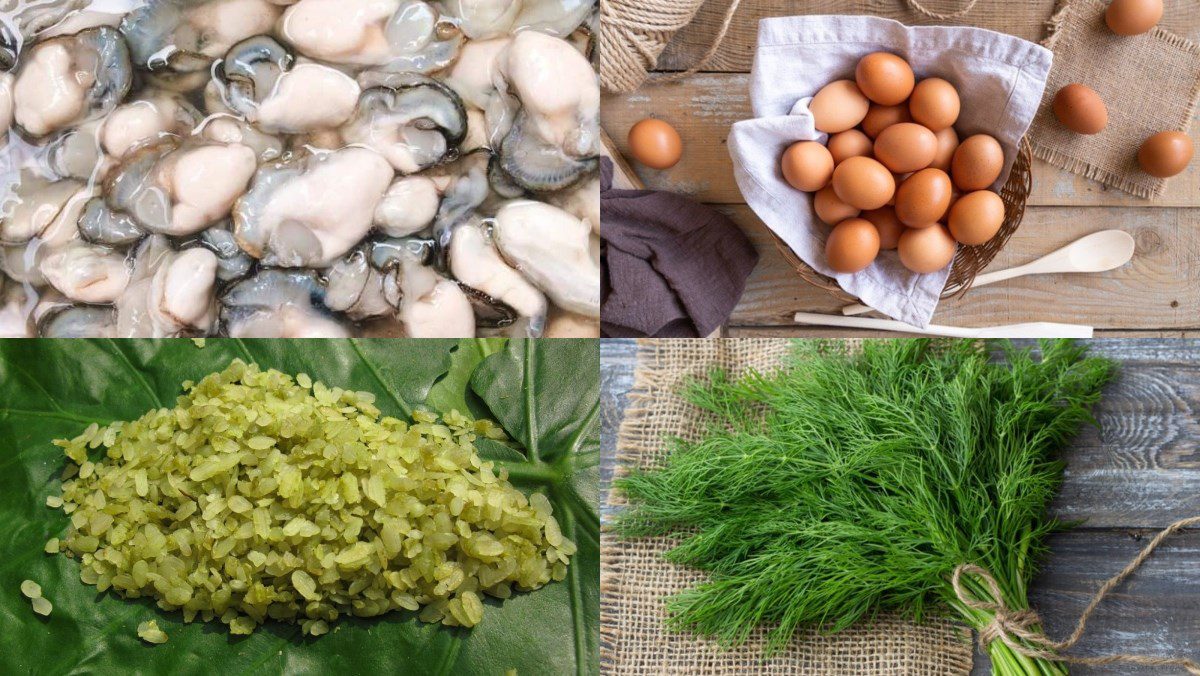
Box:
[0,338,598,676]
[469,340,600,676]
[425,338,507,420]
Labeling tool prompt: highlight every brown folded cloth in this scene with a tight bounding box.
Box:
[600,159,759,337]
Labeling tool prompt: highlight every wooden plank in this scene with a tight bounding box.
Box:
[716,204,1199,330]
[992,529,1200,675]
[726,327,1200,338]
[600,339,639,512]
[655,0,1200,73]
[601,75,1200,207]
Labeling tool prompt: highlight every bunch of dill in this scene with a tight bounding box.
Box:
[614,339,1116,676]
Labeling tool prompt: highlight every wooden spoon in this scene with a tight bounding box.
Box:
[841,230,1136,316]
[795,312,1094,338]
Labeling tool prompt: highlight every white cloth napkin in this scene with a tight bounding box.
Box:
[728,15,1053,327]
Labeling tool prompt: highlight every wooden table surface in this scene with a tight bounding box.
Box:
[600,0,1200,337]
[600,338,1200,674]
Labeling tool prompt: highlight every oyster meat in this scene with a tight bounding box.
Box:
[12,27,132,138]
[233,146,394,266]
[216,35,361,133]
[493,200,599,318]
[105,137,259,236]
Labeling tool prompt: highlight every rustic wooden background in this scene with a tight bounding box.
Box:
[601,338,1200,674]
[601,0,1200,337]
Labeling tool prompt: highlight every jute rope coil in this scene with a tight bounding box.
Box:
[600,0,742,93]
[599,0,982,94]
[952,515,1200,675]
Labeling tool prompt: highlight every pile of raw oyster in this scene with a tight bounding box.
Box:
[0,0,599,337]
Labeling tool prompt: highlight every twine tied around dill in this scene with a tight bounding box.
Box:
[598,0,984,94]
[952,515,1200,675]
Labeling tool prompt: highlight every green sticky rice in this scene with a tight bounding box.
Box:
[48,360,574,636]
[137,620,168,644]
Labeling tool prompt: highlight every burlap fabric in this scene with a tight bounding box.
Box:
[600,339,975,675]
[1028,0,1200,199]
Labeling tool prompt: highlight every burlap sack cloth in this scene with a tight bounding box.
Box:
[600,339,974,674]
[1027,0,1200,198]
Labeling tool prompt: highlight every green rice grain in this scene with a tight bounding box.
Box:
[48,360,574,637]
[137,620,168,644]
[20,580,41,598]
[30,597,52,616]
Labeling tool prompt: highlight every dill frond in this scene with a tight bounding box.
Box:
[614,339,1114,674]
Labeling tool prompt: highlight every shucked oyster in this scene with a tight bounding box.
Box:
[41,241,132,304]
[493,200,599,318]
[38,304,119,338]
[373,175,442,237]
[120,0,281,79]
[0,173,88,246]
[448,220,546,330]
[215,35,361,133]
[0,276,34,338]
[77,196,144,247]
[443,0,593,40]
[341,80,467,174]
[12,27,132,138]
[280,0,462,73]
[117,237,220,337]
[100,91,203,158]
[220,267,350,337]
[324,246,395,320]
[371,237,475,337]
[492,31,598,192]
[105,137,259,237]
[234,147,394,266]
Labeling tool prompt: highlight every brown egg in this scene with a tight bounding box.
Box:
[861,103,913,139]
[909,78,960,131]
[874,123,938,174]
[894,168,952,227]
[948,190,1005,245]
[813,185,862,225]
[930,127,959,171]
[828,129,874,164]
[862,207,904,250]
[1138,131,1194,177]
[1105,0,1163,36]
[855,52,915,106]
[898,224,957,274]
[627,118,683,169]
[826,218,881,273]
[811,80,871,134]
[831,156,896,211]
[951,134,1005,191]
[781,141,834,192]
[1052,84,1108,135]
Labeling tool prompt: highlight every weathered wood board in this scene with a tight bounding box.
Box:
[722,205,1199,330]
[657,0,1200,72]
[600,338,1200,675]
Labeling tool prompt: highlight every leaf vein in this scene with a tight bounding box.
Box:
[523,340,539,462]
[106,340,163,408]
[349,339,413,418]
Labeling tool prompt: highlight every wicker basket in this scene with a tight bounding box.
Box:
[774,137,1034,304]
